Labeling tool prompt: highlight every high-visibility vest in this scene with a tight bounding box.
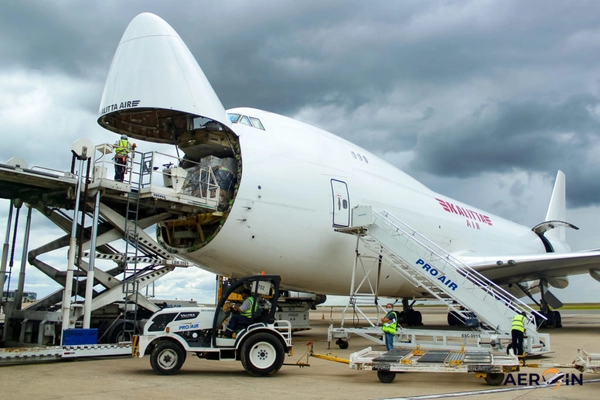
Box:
[512,314,525,332]
[240,296,255,318]
[382,311,397,334]
[115,139,131,156]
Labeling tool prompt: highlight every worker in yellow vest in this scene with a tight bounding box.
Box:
[113,134,135,182]
[381,303,397,351]
[511,311,527,356]
[224,289,256,338]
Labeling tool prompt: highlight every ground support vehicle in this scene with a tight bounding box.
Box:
[132,275,293,376]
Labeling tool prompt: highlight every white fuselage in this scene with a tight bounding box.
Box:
[97,13,562,299]
[181,107,547,297]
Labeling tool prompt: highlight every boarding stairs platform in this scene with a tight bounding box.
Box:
[89,144,223,214]
[330,206,550,355]
[0,144,224,217]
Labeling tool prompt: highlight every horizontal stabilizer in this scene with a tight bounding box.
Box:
[532,220,578,235]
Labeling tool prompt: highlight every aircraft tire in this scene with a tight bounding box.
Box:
[545,311,557,327]
[447,312,456,326]
[401,310,423,326]
[150,340,186,375]
[241,332,285,377]
[412,310,423,326]
[552,311,562,328]
[448,311,462,326]
[397,310,406,324]
[534,313,545,328]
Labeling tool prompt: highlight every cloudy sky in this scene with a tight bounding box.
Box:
[2,1,600,304]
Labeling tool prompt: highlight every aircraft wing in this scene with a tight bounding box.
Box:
[460,251,600,285]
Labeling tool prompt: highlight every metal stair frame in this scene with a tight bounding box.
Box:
[339,237,387,329]
[329,206,551,355]
[370,209,541,331]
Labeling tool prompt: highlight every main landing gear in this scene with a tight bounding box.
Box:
[398,298,423,327]
[516,279,562,328]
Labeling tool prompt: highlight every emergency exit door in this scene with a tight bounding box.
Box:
[331,179,350,227]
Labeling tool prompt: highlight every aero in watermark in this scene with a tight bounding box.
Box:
[504,368,583,388]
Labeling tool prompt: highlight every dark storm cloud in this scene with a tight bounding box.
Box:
[3,1,596,112]
[0,2,125,78]
[408,93,600,208]
[412,95,600,176]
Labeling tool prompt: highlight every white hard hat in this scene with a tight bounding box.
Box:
[121,134,127,139]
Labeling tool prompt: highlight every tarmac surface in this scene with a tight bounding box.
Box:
[2,307,599,400]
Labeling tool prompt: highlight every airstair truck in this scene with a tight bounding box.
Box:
[132,274,293,376]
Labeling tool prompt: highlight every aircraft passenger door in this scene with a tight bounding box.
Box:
[331,179,350,227]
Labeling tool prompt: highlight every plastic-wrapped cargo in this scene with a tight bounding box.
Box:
[200,155,237,172]
[181,166,201,197]
[181,156,238,210]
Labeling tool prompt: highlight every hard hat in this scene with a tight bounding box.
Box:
[120,134,127,139]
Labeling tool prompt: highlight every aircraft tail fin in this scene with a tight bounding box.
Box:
[544,170,566,242]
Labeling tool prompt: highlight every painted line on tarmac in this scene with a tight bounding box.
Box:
[376,378,600,400]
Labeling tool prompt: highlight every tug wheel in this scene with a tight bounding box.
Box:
[150,341,186,375]
[240,332,285,377]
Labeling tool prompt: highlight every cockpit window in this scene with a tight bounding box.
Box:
[227,113,265,130]
[249,117,265,130]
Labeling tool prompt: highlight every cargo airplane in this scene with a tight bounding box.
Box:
[97,13,600,327]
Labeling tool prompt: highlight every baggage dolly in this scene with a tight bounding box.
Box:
[349,346,520,385]
[301,343,600,386]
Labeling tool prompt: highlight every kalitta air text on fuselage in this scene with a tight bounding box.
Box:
[100,99,140,115]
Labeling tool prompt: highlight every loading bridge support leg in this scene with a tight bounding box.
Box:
[13,206,33,309]
[0,201,15,318]
[61,158,85,336]
[83,191,101,329]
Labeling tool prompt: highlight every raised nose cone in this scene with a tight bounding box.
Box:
[97,13,230,144]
